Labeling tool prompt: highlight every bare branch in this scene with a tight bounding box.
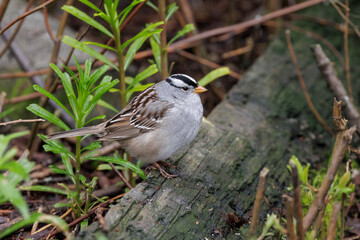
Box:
[327,202,341,240]
[284,195,296,240]
[286,30,334,135]
[250,167,269,236]
[0,0,56,35]
[311,44,360,132]
[0,119,45,126]
[303,100,356,231]
[290,163,305,240]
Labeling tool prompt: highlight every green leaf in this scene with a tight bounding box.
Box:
[33,85,74,120]
[79,174,86,184]
[49,165,67,175]
[117,0,144,26]
[94,12,110,23]
[146,1,158,11]
[126,83,154,102]
[124,36,147,71]
[50,64,78,118]
[82,141,102,152]
[121,21,163,50]
[127,64,158,91]
[0,148,17,167]
[97,163,123,171]
[84,114,106,126]
[83,41,117,52]
[86,77,119,119]
[0,161,28,179]
[150,35,161,70]
[6,158,33,187]
[97,98,118,113]
[39,134,74,158]
[54,202,71,208]
[78,0,103,14]
[0,106,16,119]
[0,131,29,160]
[166,3,179,22]
[168,23,195,45]
[0,178,29,218]
[63,36,118,71]
[89,156,146,180]
[87,64,110,90]
[198,67,230,87]
[109,88,121,93]
[37,214,69,233]
[88,94,118,113]
[27,104,70,131]
[20,185,68,195]
[62,5,114,38]
[303,163,310,185]
[338,171,351,189]
[84,58,92,84]
[61,154,75,183]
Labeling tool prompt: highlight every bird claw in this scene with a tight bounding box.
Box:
[146,162,177,179]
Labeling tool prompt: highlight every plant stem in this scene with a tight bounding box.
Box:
[74,135,82,216]
[159,0,168,78]
[112,23,126,108]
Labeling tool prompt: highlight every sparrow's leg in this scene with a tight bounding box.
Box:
[146,162,177,178]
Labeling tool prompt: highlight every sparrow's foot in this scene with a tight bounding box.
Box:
[158,160,177,168]
[146,162,177,179]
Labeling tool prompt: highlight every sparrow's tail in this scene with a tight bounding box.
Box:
[47,124,105,140]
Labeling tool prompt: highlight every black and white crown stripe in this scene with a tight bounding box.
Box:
[166,74,198,88]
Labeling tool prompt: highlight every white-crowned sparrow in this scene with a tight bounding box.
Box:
[49,74,207,172]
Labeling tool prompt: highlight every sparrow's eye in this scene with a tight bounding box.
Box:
[181,86,189,92]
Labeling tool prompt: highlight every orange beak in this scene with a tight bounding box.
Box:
[194,85,207,94]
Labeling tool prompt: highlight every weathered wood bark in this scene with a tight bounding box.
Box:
[76,3,360,239]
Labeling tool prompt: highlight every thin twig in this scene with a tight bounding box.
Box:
[41,0,56,42]
[0,118,44,126]
[327,202,341,240]
[289,13,347,33]
[343,0,352,102]
[311,45,360,132]
[284,195,296,240]
[0,0,56,35]
[177,49,242,79]
[90,142,121,157]
[0,0,10,23]
[264,20,344,65]
[109,162,133,189]
[249,167,269,236]
[290,162,305,240]
[310,208,326,239]
[340,160,352,240]
[303,99,356,231]
[159,0,168,78]
[222,38,254,59]
[286,30,334,135]
[0,91,6,115]
[329,0,360,38]
[0,0,34,58]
